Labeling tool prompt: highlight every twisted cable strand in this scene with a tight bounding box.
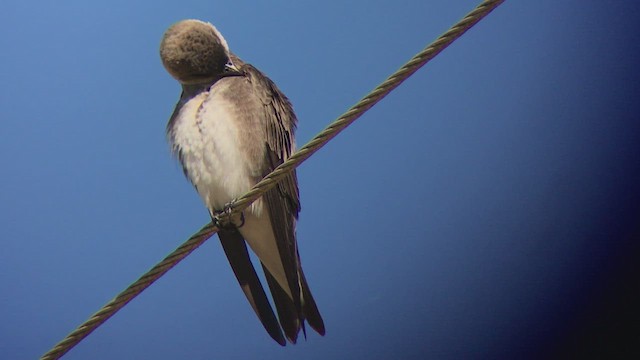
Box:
[226,0,505,213]
[41,1,504,358]
[40,223,218,360]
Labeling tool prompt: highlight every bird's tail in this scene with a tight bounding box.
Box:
[218,228,286,345]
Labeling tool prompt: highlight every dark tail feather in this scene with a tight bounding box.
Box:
[299,267,325,336]
[262,264,300,343]
[262,262,325,342]
[218,229,286,346]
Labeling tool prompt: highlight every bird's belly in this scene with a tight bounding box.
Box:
[171,96,254,213]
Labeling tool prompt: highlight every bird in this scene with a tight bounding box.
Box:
[159,19,325,345]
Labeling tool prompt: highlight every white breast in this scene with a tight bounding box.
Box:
[170,90,255,214]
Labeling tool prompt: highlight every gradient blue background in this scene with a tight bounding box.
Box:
[2,1,639,359]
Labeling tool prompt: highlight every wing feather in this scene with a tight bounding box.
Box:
[237,58,325,337]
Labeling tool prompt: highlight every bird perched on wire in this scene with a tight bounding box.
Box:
[159,19,324,345]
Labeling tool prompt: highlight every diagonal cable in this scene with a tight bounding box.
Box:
[40,1,505,358]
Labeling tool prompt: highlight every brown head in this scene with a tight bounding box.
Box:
[160,19,236,85]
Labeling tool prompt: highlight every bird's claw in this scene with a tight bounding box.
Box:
[212,204,245,229]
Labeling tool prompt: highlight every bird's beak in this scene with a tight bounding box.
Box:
[224,61,242,76]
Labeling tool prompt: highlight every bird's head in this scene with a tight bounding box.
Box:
[160,19,239,85]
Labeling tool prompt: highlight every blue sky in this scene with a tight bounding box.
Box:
[2,1,639,359]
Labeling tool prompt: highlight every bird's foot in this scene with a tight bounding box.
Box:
[211,205,245,229]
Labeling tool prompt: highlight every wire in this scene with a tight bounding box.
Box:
[40,1,505,358]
